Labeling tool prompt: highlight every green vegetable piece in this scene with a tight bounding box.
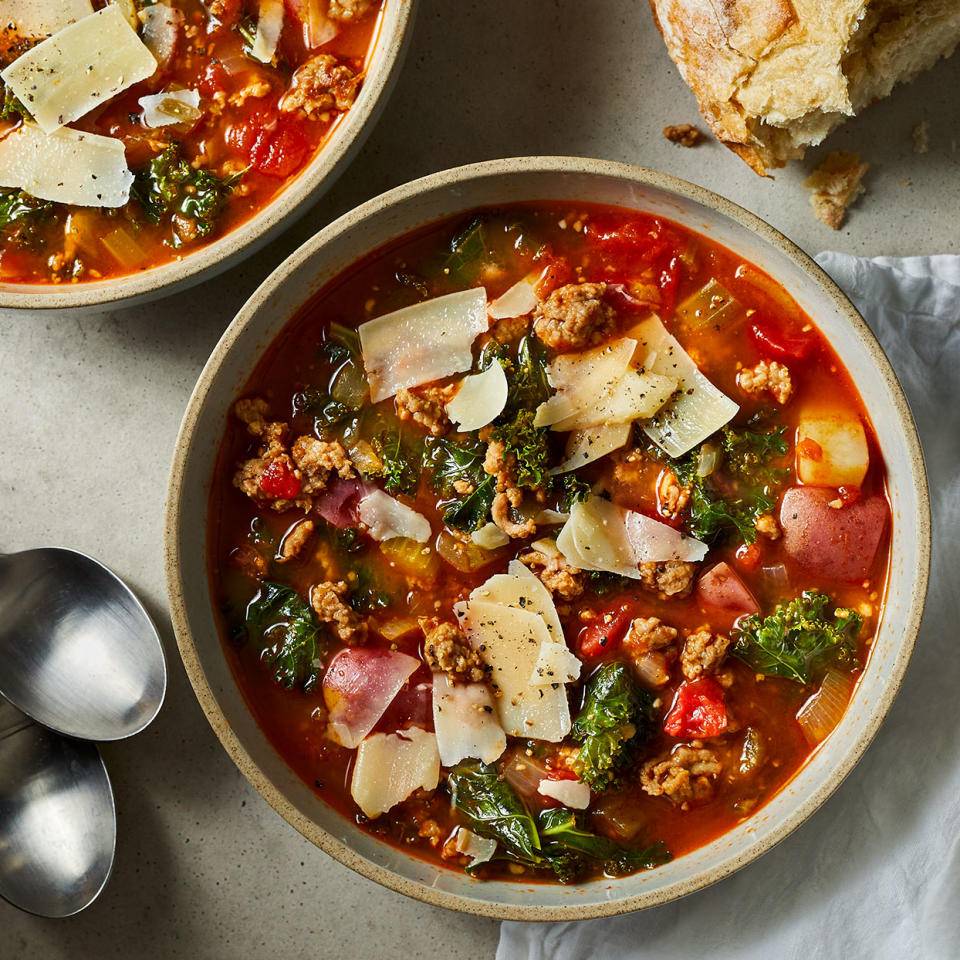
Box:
[571,663,656,791]
[443,216,488,284]
[504,335,551,413]
[490,409,550,490]
[0,85,29,121]
[243,581,327,692]
[732,590,862,684]
[425,436,495,532]
[347,563,392,613]
[448,761,541,862]
[373,429,422,496]
[0,190,52,231]
[722,424,790,488]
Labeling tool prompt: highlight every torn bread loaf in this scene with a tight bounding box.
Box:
[649,0,960,175]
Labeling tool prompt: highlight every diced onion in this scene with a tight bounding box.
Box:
[675,278,743,329]
[346,439,382,475]
[532,509,569,526]
[502,750,550,801]
[760,563,790,593]
[379,617,420,641]
[139,88,201,128]
[529,538,561,558]
[696,441,722,477]
[437,530,499,572]
[446,362,508,431]
[796,669,854,745]
[100,224,145,267]
[488,273,538,320]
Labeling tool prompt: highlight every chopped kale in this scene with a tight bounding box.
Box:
[291,387,350,426]
[0,190,52,232]
[425,435,495,532]
[243,581,327,692]
[733,591,862,684]
[490,409,550,490]
[722,424,791,488]
[503,335,551,413]
[555,473,591,510]
[585,570,636,595]
[346,563,392,613]
[444,216,488,284]
[373,430,422,496]
[0,85,29,121]
[571,663,656,791]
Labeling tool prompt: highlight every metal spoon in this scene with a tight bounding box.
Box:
[0,702,116,917]
[0,548,166,741]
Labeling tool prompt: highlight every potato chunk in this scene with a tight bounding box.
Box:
[796,414,869,488]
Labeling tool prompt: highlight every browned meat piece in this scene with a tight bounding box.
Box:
[533,282,616,352]
[663,123,704,147]
[623,617,679,687]
[738,359,793,405]
[229,543,267,580]
[278,519,315,562]
[804,152,869,230]
[491,314,532,344]
[640,742,721,807]
[395,385,453,437]
[420,618,486,683]
[291,435,355,494]
[657,469,690,519]
[639,560,697,599]
[280,54,360,119]
[680,627,731,681]
[483,439,536,540]
[310,580,368,645]
[234,397,285,443]
[754,512,781,540]
[328,0,374,21]
[518,548,583,600]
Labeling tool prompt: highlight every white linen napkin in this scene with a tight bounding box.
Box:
[499,254,960,960]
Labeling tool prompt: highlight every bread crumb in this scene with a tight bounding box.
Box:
[804,152,869,230]
[912,121,929,154]
[663,123,704,147]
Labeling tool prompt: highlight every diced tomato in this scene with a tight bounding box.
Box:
[198,60,229,98]
[735,541,763,572]
[577,602,635,659]
[259,459,301,499]
[250,116,310,178]
[664,678,727,738]
[206,0,241,30]
[749,318,815,361]
[796,437,823,462]
[534,256,575,298]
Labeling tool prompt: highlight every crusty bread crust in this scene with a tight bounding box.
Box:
[650,0,960,175]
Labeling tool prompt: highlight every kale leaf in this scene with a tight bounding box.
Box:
[243,581,327,692]
[425,436,495,532]
[372,430,422,496]
[722,424,791,488]
[0,190,52,231]
[346,563,392,613]
[490,409,550,489]
[448,761,541,862]
[571,663,656,791]
[444,216,488,284]
[0,85,29,121]
[504,335,551,413]
[733,590,862,684]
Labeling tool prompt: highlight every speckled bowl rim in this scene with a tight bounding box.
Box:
[0,0,416,311]
[164,156,931,921]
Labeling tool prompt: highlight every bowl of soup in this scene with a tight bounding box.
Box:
[0,0,415,309]
[165,157,929,919]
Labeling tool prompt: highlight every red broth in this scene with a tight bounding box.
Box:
[207,202,890,881]
[0,0,382,283]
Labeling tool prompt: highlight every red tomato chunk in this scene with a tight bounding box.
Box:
[664,678,728,739]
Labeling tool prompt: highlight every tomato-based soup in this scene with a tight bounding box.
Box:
[0,0,382,284]
[208,203,890,883]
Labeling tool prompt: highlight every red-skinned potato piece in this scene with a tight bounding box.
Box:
[780,486,888,582]
[696,561,760,630]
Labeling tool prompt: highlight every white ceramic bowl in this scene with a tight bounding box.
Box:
[165,157,930,920]
[0,0,417,311]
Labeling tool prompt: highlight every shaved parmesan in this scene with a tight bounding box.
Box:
[534,339,636,427]
[530,642,581,687]
[446,361,508,431]
[359,288,488,402]
[139,88,200,128]
[533,509,569,526]
[470,561,563,642]
[357,490,431,543]
[470,522,510,551]
[0,124,132,207]
[2,6,157,134]
[552,422,631,473]
[139,3,181,68]
[552,369,677,432]
[8,0,93,37]
[455,828,497,866]
[630,316,739,458]
[537,778,591,809]
[529,538,562,558]
[454,599,571,741]
[251,0,285,64]
[488,273,538,320]
[432,673,506,766]
[625,511,709,563]
[350,728,440,818]
[108,0,139,30]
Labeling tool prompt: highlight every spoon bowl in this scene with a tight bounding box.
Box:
[0,548,166,741]
[0,702,116,917]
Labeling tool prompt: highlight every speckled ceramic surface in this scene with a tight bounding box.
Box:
[0,0,417,312]
[164,157,930,921]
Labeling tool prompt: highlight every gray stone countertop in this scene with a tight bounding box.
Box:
[1,1,957,957]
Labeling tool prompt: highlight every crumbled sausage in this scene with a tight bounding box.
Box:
[639,560,697,598]
[491,313,532,344]
[680,627,731,681]
[278,519,315,562]
[754,512,781,540]
[533,282,616,352]
[280,54,360,119]
[738,360,793,405]
[623,617,679,687]
[640,742,721,806]
[483,439,536,539]
[663,123,704,147]
[417,818,444,847]
[291,435,355,493]
[328,0,374,20]
[395,385,453,437]
[518,548,584,599]
[657,469,690,518]
[310,580,368,644]
[420,618,486,683]
[229,78,272,107]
